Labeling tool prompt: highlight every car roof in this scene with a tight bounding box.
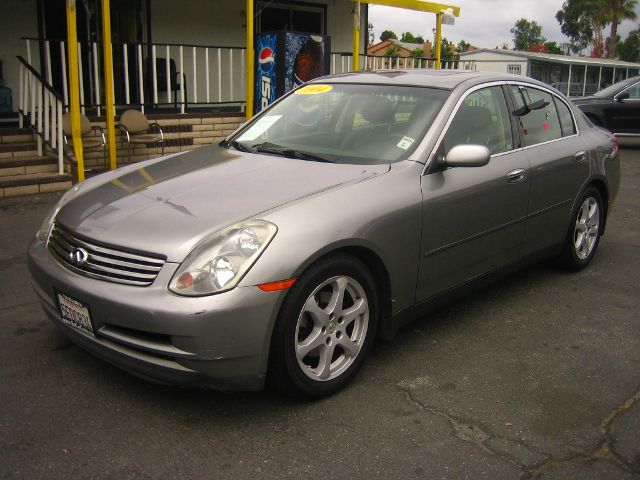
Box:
[310,69,537,90]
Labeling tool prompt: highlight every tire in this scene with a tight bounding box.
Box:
[558,186,603,271]
[268,254,379,399]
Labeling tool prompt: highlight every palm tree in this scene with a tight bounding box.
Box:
[602,0,638,58]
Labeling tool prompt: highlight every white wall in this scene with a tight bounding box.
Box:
[150,0,361,51]
[0,0,39,112]
[460,51,528,75]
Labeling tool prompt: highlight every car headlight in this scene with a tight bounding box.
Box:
[169,220,278,296]
[36,183,84,242]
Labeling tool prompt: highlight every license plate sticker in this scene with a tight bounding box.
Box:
[57,292,95,338]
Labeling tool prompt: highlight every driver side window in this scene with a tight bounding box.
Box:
[442,86,513,157]
[623,83,640,99]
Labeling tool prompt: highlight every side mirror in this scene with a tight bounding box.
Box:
[616,91,630,102]
[444,145,491,168]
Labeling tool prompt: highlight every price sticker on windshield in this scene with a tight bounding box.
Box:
[295,85,333,95]
[396,136,415,150]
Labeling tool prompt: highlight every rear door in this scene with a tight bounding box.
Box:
[506,84,589,257]
[416,84,530,302]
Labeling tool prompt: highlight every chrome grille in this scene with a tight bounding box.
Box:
[48,223,166,287]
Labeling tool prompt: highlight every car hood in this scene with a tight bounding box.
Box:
[56,145,389,261]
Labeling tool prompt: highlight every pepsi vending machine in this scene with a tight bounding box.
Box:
[255,31,331,114]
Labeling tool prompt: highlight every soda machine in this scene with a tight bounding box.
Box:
[255,31,331,115]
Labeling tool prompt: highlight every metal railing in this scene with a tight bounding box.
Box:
[330,52,478,74]
[17,56,64,175]
[23,37,247,114]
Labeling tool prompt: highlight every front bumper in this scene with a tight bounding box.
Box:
[28,238,286,391]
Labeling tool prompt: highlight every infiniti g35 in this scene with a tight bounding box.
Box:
[28,70,620,398]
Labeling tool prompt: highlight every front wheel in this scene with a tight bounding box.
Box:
[268,254,379,399]
[558,187,603,270]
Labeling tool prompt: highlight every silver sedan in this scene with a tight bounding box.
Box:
[28,70,620,398]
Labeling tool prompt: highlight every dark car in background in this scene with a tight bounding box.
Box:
[572,76,640,136]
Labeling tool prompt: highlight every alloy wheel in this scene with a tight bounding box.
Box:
[574,196,600,260]
[295,275,369,381]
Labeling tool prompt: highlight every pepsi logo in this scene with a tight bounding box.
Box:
[258,47,275,72]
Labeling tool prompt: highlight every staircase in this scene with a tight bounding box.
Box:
[0,128,72,198]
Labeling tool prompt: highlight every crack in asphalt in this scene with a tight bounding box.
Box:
[395,383,532,472]
[525,388,640,479]
[393,379,640,479]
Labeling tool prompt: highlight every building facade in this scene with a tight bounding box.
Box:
[459,49,640,96]
[0,0,369,116]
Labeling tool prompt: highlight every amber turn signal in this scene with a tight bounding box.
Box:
[258,278,297,292]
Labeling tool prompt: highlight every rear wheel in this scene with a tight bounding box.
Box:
[268,254,378,399]
[558,187,603,270]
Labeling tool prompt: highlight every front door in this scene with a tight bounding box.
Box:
[607,81,640,134]
[416,85,530,303]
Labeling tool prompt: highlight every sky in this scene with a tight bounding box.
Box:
[368,0,640,50]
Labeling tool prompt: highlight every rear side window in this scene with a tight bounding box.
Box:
[509,86,562,147]
[553,97,577,137]
[442,86,513,156]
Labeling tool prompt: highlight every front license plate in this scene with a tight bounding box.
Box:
[57,292,95,338]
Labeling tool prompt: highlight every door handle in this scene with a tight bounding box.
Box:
[507,168,526,183]
[575,151,587,163]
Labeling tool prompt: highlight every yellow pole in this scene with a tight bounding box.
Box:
[66,0,85,181]
[434,12,442,69]
[245,0,254,119]
[101,0,117,170]
[352,0,361,71]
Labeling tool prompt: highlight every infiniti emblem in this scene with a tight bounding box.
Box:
[69,247,89,266]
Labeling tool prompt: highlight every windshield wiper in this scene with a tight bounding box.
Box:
[251,142,336,163]
[219,139,252,152]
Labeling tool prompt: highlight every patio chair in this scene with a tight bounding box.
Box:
[118,109,164,162]
[62,112,107,171]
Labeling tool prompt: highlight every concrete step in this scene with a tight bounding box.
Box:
[0,128,35,145]
[0,141,39,158]
[0,114,19,129]
[0,155,58,177]
[0,127,33,137]
[0,172,72,198]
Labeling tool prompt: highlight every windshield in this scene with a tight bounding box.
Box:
[593,78,635,97]
[230,84,448,164]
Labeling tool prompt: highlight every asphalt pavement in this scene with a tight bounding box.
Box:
[1,147,639,480]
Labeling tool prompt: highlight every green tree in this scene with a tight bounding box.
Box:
[556,0,594,53]
[555,0,636,57]
[399,32,424,44]
[380,30,397,42]
[510,18,546,51]
[544,41,564,54]
[384,44,400,56]
[441,37,456,62]
[400,32,416,43]
[602,0,638,58]
[457,40,472,53]
[618,29,640,61]
[412,48,425,58]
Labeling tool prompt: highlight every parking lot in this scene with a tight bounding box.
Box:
[1,146,639,480]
